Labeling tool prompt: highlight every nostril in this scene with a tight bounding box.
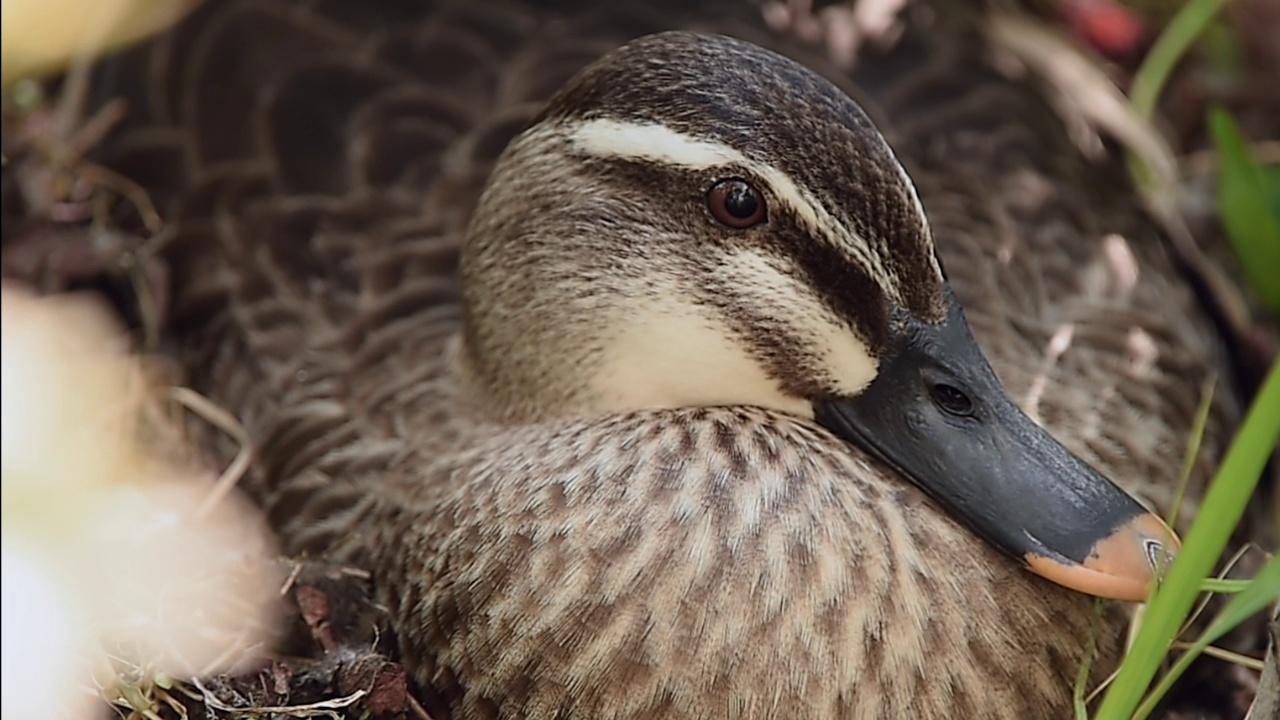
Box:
[930,382,974,417]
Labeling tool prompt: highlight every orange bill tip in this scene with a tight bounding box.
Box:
[1024,513,1180,602]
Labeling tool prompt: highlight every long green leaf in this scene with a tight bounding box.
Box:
[1211,108,1280,314]
[1129,0,1230,120]
[1131,553,1280,719]
[1095,361,1280,720]
[1201,553,1280,646]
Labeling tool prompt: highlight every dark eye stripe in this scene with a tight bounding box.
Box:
[753,213,891,355]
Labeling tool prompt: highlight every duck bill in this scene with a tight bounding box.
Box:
[814,296,1179,602]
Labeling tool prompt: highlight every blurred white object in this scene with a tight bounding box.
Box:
[2,0,201,86]
[1,542,98,720]
[1,286,280,719]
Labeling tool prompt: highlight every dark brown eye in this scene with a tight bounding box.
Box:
[707,178,767,229]
[930,383,974,417]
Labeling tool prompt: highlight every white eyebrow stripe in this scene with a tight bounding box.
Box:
[565,117,900,300]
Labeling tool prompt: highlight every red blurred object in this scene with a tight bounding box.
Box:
[1060,0,1148,57]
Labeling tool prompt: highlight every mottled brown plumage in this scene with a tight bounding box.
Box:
[88,1,1241,718]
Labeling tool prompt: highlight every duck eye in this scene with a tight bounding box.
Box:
[930,382,974,417]
[707,178,767,229]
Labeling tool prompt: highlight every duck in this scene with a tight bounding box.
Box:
[79,0,1244,718]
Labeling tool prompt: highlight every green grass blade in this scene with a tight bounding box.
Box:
[1167,376,1216,530]
[1095,360,1280,720]
[1131,554,1280,719]
[1200,553,1280,647]
[1129,0,1230,120]
[1210,108,1280,314]
[1074,601,1105,720]
[1199,577,1255,594]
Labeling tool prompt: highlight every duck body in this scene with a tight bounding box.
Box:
[88,1,1239,718]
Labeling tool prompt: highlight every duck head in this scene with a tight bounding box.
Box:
[459,31,1178,601]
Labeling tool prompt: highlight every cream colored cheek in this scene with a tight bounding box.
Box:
[587,304,813,419]
[814,322,878,396]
